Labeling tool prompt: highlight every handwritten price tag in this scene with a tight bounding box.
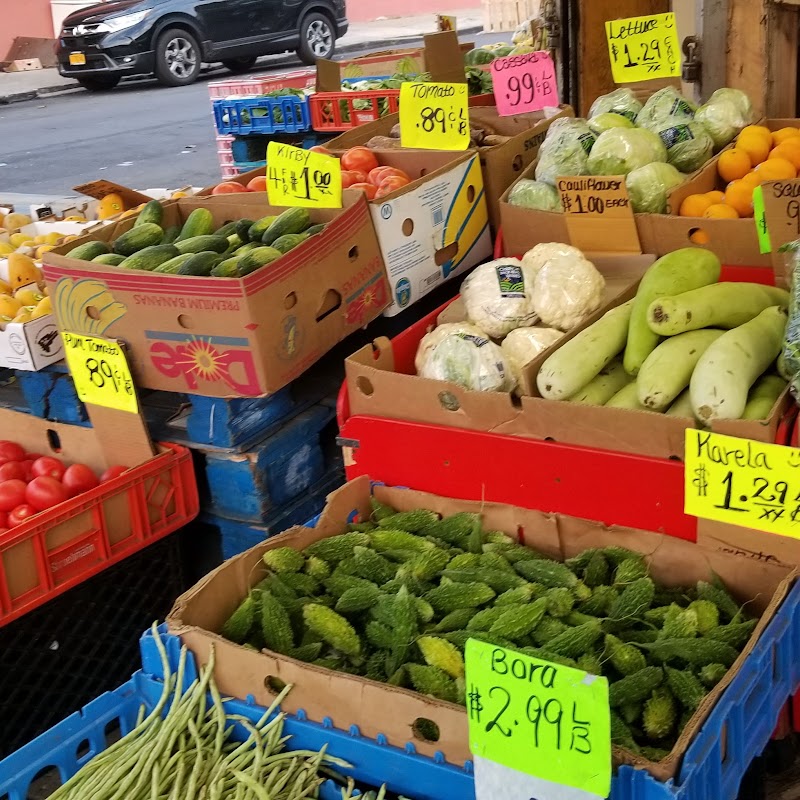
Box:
[605,13,681,84]
[684,430,800,539]
[61,332,137,414]
[399,82,470,150]
[492,51,558,117]
[466,639,611,799]
[266,142,342,208]
[752,185,772,254]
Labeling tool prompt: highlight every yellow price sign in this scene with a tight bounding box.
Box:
[399,82,470,151]
[605,13,681,84]
[61,332,138,414]
[266,142,342,208]
[685,429,800,538]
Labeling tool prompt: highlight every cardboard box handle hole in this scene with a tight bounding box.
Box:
[411,718,440,743]
[512,155,523,172]
[467,184,476,203]
[264,675,288,696]
[402,219,414,237]
[348,246,359,261]
[687,227,710,247]
[435,242,459,267]
[438,391,460,412]
[356,376,374,396]
[46,429,62,453]
[316,289,342,323]
[86,305,101,321]
[177,314,194,329]
[285,292,298,310]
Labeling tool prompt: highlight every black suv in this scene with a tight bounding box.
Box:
[57,0,348,91]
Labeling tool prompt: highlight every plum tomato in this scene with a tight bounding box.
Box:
[341,147,379,174]
[62,464,100,497]
[25,476,69,511]
[31,456,66,481]
[0,462,25,482]
[0,441,25,465]
[0,479,27,512]
[100,465,128,483]
[8,504,36,527]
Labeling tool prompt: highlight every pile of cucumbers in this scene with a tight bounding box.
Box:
[537,247,789,422]
[64,200,325,279]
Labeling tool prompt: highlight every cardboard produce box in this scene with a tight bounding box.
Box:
[42,194,389,398]
[325,105,573,234]
[167,476,795,781]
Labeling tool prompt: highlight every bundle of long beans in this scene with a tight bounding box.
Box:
[49,624,352,800]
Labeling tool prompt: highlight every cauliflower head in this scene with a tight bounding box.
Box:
[501,327,565,391]
[461,258,539,339]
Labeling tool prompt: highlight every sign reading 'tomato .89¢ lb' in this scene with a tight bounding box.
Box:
[399,82,470,150]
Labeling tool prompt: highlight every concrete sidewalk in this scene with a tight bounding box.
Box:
[0,8,484,105]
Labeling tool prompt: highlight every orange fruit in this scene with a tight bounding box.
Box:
[739,171,762,188]
[755,157,797,181]
[705,190,726,204]
[741,125,773,145]
[704,203,740,220]
[723,180,754,217]
[772,127,800,147]
[689,229,711,245]
[769,140,800,170]
[679,194,714,217]
[717,148,752,183]
[737,133,771,166]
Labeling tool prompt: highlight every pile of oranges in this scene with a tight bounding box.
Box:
[678,125,800,220]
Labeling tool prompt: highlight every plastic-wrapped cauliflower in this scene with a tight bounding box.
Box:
[529,243,606,330]
[637,87,697,132]
[461,258,539,338]
[415,322,516,393]
[508,179,562,212]
[535,118,597,185]
[589,88,643,123]
[587,128,667,177]
[695,88,754,150]
[501,327,565,390]
[655,121,714,173]
[588,113,635,137]
[626,162,685,214]
[521,242,583,275]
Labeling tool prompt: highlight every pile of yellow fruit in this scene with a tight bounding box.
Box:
[0,211,85,260]
[0,253,52,328]
[678,124,800,220]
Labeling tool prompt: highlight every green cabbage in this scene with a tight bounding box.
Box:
[588,113,636,137]
[695,89,755,150]
[587,128,667,177]
[626,162,685,214]
[535,118,596,185]
[508,179,562,212]
[637,87,697,132]
[657,121,715,173]
[588,88,642,123]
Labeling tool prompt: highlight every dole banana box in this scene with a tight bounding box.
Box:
[358,150,492,316]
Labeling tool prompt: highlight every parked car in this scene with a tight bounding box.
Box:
[56,0,348,91]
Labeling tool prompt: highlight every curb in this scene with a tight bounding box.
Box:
[0,25,485,105]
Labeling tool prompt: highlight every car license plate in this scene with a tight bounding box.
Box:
[69,52,86,66]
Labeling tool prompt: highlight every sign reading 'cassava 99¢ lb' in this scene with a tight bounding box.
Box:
[605,13,681,84]
[399,82,470,150]
[491,50,558,117]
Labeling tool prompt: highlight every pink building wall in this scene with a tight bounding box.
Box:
[345,0,480,22]
[0,0,55,58]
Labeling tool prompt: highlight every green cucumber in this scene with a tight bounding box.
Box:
[92,253,127,266]
[162,225,181,244]
[537,301,633,401]
[568,358,631,405]
[176,208,215,241]
[236,218,256,242]
[214,221,239,237]
[637,329,725,411]
[742,374,787,420]
[690,306,788,422]
[67,240,111,261]
[238,246,283,276]
[134,199,164,227]
[153,253,195,274]
[271,233,309,254]
[647,283,790,336]
[624,249,722,376]
[262,208,310,245]
[210,257,241,278]
[119,244,180,271]
[174,235,230,255]
[306,223,326,236]
[113,223,164,256]
[248,215,278,242]
[178,251,223,276]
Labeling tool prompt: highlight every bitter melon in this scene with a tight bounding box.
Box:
[577,651,604,676]
[417,636,465,678]
[665,666,706,711]
[336,585,383,615]
[221,594,256,644]
[302,603,362,658]
[608,578,655,625]
[699,663,728,687]
[688,600,720,635]
[371,529,435,556]
[660,605,699,639]
[466,606,507,632]
[262,546,305,574]
[638,638,739,667]
[514,559,579,589]
[369,497,395,522]
[259,590,294,655]
[707,620,757,648]
[490,598,548,642]
[351,546,396,584]
[306,532,370,563]
[696,580,740,621]
[495,584,542,606]
[424,578,495,614]
[434,608,476,633]
[544,587,576,618]
[428,512,481,545]
[443,567,523,594]
[406,664,458,703]
[614,557,648,585]
[608,667,664,707]
[304,556,331,581]
[545,620,603,658]
[290,642,323,662]
[377,510,439,533]
[643,687,677,740]
[583,552,610,588]
[605,634,647,676]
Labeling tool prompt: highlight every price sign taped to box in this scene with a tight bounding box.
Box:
[557,176,641,253]
[267,142,342,208]
[684,430,800,539]
[61,332,138,414]
[756,179,800,256]
[605,13,681,84]
[399,82,470,150]
[492,51,558,117]
[466,639,611,800]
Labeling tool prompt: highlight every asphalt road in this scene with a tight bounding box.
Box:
[0,33,501,198]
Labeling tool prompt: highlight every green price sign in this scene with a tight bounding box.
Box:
[466,639,611,798]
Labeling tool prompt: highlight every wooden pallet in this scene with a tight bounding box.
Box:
[481,0,538,32]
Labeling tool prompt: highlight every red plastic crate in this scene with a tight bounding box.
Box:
[207,70,315,99]
[0,441,198,628]
[310,90,401,132]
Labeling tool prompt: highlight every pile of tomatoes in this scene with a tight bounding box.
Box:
[209,175,268,195]
[0,441,126,532]
[333,147,411,199]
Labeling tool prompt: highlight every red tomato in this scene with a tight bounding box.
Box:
[19,460,35,482]
[0,462,25,482]
[341,147,379,174]
[340,170,363,189]
[8,504,36,527]
[348,182,378,199]
[26,476,69,511]
[0,480,27,512]
[246,175,268,192]
[367,166,409,187]
[0,442,25,463]
[211,182,248,195]
[309,145,332,155]
[100,465,128,483]
[62,464,100,497]
[375,175,411,198]
[31,456,66,481]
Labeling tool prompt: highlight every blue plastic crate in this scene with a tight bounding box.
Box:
[213,95,311,135]
[15,362,89,425]
[230,132,323,163]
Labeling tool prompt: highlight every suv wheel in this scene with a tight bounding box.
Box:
[297,12,335,64]
[222,56,258,74]
[154,28,201,86]
[77,76,121,91]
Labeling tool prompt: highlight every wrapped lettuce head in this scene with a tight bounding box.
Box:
[588,112,636,137]
[656,121,715,173]
[637,87,697,132]
[534,118,597,185]
[508,179,562,212]
[588,88,643,123]
[587,127,667,177]
[695,89,755,150]
[415,322,516,393]
[501,327,565,391]
[626,162,685,214]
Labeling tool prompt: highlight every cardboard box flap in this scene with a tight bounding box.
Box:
[72,180,153,208]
